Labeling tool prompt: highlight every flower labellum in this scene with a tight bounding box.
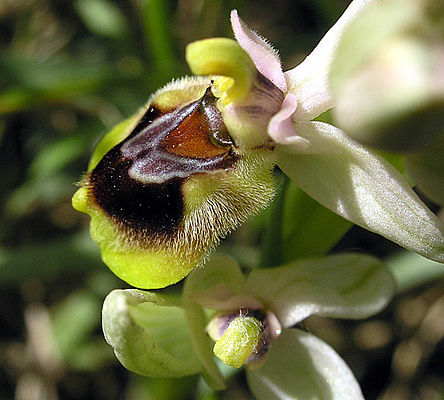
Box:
[73,76,275,289]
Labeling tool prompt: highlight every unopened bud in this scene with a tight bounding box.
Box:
[213,316,262,368]
[207,308,281,369]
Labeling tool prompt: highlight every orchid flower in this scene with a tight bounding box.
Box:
[225,4,444,260]
[73,0,444,290]
[102,253,395,399]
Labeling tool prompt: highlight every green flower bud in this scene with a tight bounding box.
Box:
[212,315,262,369]
[207,309,281,369]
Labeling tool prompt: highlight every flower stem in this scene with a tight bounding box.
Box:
[259,174,288,268]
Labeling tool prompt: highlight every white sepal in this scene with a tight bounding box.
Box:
[285,0,375,121]
[246,253,394,328]
[247,329,364,400]
[276,121,444,263]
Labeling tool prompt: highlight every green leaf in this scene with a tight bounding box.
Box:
[51,290,101,360]
[259,176,287,268]
[102,289,201,377]
[126,375,198,400]
[0,54,112,113]
[65,339,113,370]
[6,125,99,217]
[247,329,364,400]
[0,233,101,286]
[74,0,128,38]
[281,181,351,261]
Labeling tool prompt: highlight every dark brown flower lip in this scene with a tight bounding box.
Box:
[86,88,239,240]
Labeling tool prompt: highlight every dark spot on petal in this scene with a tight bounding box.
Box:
[161,89,233,159]
[89,148,184,235]
[130,105,164,138]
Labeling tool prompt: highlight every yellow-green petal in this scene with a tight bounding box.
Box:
[186,38,255,106]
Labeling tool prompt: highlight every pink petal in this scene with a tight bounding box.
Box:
[230,10,287,92]
[268,93,309,150]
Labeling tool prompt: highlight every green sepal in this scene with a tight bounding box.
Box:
[184,253,261,311]
[330,0,421,99]
[182,258,228,390]
[245,253,395,328]
[276,121,444,264]
[102,289,201,377]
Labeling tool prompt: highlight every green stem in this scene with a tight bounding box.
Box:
[259,174,288,268]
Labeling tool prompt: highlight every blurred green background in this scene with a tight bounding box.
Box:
[1,0,444,399]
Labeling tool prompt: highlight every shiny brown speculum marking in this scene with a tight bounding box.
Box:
[161,90,233,158]
[88,88,238,237]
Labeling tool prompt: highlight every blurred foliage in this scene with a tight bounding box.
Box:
[1,0,443,399]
